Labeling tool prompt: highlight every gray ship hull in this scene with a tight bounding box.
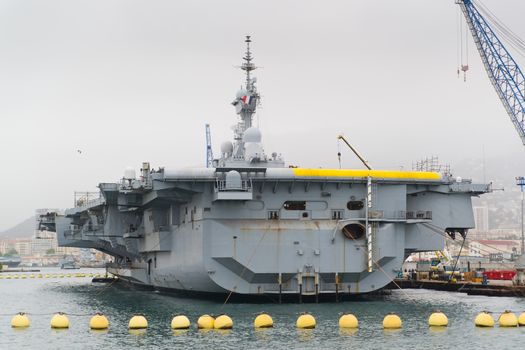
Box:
[44,168,489,299]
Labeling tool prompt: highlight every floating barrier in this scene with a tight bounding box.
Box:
[50,313,69,329]
[11,313,30,328]
[339,313,359,329]
[296,313,316,329]
[128,315,148,329]
[4,310,525,333]
[90,313,109,330]
[214,315,233,329]
[171,315,190,329]
[498,311,518,327]
[197,314,215,329]
[428,312,448,327]
[475,312,494,327]
[254,313,273,328]
[383,313,402,329]
[0,273,113,281]
[519,312,525,326]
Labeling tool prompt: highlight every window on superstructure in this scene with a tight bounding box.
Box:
[332,210,344,220]
[347,200,364,210]
[268,210,279,220]
[283,201,306,210]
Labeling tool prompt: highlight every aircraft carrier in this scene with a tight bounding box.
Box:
[39,37,491,300]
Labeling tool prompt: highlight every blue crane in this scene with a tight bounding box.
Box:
[205,123,213,167]
[456,0,525,145]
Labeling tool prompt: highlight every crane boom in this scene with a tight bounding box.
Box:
[457,0,525,146]
[337,135,372,170]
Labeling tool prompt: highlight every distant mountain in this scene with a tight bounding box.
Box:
[0,216,36,239]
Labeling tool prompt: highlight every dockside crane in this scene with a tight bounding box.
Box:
[456,0,525,254]
[456,0,525,146]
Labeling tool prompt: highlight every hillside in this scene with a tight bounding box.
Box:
[0,216,36,239]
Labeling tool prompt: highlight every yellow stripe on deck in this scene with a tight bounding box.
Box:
[291,168,441,180]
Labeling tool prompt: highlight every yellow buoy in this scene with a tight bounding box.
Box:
[254,313,273,328]
[499,310,518,327]
[21,275,27,279]
[128,315,148,329]
[475,312,494,327]
[296,313,316,329]
[29,274,35,279]
[197,314,215,329]
[90,313,109,330]
[339,313,359,328]
[383,313,402,329]
[428,312,448,327]
[518,312,525,326]
[50,313,70,329]
[171,315,190,329]
[214,314,233,329]
[11,312,30,328]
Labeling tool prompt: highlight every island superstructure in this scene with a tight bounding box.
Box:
[39,36,490,300]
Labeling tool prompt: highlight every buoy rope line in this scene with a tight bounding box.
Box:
[221,226,271,308]
[0,312,95,316]
[92,270,121,296]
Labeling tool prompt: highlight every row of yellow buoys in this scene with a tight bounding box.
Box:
[0,273,104,280]
[10,312,107,329]
[475,311,525,327]
[8,311,525,331]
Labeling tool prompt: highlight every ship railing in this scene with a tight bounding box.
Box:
[64,225,105,238]
[366,210,432,221]
[406,210,433,220]
[75,196,104,209]
[215,179,252,192]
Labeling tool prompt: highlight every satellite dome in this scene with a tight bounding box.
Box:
[220,141,233,155]
[243,127,262,143]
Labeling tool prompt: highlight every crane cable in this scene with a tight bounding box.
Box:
[476,0,525,58]
[457,5,469,81]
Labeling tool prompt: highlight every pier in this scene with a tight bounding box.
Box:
[387,279,525,297]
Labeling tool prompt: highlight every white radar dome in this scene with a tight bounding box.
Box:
[220,141,233,155]
[245,142,263,160]
[243,127,262,143]
[124,167,136,180]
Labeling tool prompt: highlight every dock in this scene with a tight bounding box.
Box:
[386,279,525,297]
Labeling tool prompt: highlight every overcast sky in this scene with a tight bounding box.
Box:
[1,0,525,230]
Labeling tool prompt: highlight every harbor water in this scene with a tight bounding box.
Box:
[1,268,525,349]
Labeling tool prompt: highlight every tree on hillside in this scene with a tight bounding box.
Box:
[6,248,18,256]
